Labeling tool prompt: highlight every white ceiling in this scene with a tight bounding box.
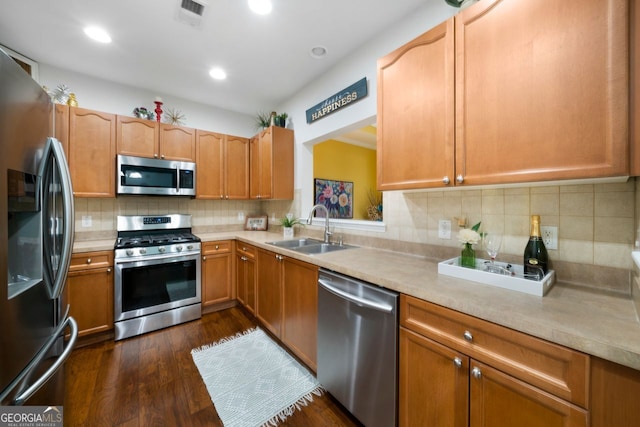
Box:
[0,0,437,117]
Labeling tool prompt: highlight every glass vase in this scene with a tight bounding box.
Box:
[460,243,476,268]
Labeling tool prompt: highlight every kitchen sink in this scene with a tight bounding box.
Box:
[266,238,356,255]
[266,238,324,249]
[291,242,355,255]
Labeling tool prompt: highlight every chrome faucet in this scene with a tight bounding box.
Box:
[307,204,332,243]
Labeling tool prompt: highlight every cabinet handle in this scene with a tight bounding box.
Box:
[471,367,482,379]
[154,154,158,158]
[202,256,207,261]
[220,195,224,199]
[456,174,464,184]
[107,268,112,273]
[161,154,165,159]
[241,256,247,261]
[215,245,219,250]
[442,176,450,185]
[463,330,473,342]
[242,247,247,251]
[453,357,462,368]
[86,258,92,264]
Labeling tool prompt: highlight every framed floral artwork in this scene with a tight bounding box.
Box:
[313,178,353,219]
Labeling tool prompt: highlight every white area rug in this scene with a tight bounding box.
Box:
[191,327,323,427]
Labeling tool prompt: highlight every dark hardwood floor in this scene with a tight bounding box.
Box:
[64,307,361,426]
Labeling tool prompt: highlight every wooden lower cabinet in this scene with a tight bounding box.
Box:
[400,295,588,427]
[255,248,318,370]
[256,248,283,336]
[235,243,256,314]
[281,257,318,371]
[67,251,114,337]
[201,241,233,310]
[590,356,640,427]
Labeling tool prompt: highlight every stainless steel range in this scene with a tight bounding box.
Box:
[114,214,201,340]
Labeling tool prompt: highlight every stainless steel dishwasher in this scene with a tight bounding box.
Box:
[317,268,398,427]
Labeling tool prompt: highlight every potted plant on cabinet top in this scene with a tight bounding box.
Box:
[280,213,303,239]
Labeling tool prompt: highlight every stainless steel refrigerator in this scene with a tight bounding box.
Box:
[0,48,78,406]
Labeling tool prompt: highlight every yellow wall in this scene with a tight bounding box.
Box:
[313,140,376,220]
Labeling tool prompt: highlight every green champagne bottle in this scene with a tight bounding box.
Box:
[523,215,548,279]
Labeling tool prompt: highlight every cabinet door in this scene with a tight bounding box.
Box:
[631,0,640,175]
[201,242,232,307]
[377,18,455,190]
[456,0,628,185]
[225,135,250,199]
[249,135,261,199]
[195,130,225,199]
[54,104,69,156]
[258,128,273,199]
[116,116,158,158]
[236,252,256,315]
[69,107,116,197]
[159,124,196,161]
[400,327,469,427]
[256,249,282,337]
[282,258,318,371]
[470,361,588,427]
[67,257,114,338]
[590,357,640,427]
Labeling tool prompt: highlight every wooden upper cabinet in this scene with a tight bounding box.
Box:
[116,117,195,161]
[631,0,639,175]
[377,0,629,189]
[196,130,225,198]
[196,131,249,199]
[69,107,116,197]
[455,0,629,185]
[225,135,250,199]
[54,104,69,156]
[116,116,159,158]
[160,123,196,162]
[377,18,455,190]
[250,126,294,200]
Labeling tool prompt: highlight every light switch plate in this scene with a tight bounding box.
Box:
[438,219,451,239]
[81,215,92,227]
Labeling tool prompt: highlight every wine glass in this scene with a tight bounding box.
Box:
[483,232,503,266]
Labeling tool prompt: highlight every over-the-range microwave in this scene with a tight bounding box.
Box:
[117,155,196,196]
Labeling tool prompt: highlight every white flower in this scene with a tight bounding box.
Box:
[458,228,481,245]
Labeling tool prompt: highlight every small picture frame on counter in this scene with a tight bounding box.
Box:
[244,215,268,231]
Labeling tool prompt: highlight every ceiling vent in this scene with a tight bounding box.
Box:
[176,0,207,28]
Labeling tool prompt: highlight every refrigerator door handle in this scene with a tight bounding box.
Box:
[46,137,75,299]
[12,315,78,406]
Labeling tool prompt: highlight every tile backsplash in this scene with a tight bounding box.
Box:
[75,179,637,279]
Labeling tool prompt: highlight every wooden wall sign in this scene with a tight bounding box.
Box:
[305,77,367,124]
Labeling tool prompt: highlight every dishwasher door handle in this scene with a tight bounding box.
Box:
[318,278,394,313]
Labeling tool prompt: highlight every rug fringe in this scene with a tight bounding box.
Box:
[190,327,260,354]
[260,385,325,427]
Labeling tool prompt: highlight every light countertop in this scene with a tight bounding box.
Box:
[74,231,640,371]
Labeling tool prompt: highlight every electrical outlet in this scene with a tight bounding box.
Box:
[438,219,451,239]
[81,215,92,228]
[237,212,245,221]
[541,226,558,250]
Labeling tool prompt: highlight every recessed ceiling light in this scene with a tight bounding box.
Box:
[248,0,272,15]
[83,26,112,43]
[209,67,227,80]
[310,46,327,59]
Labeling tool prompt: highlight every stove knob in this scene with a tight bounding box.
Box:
[126,249,134,256]
[158,246,166,253]
[187,244,193,251]
[176,245,183,252]
[140,248,147,255]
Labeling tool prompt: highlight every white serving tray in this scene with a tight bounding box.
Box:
[437,257,555,297]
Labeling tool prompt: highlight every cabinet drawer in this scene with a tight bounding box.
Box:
[202,240,231,254]
[401,294,589,408]
[235,242,256,259]
[70,251,113,271]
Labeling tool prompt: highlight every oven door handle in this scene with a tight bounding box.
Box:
[115,251,200,265]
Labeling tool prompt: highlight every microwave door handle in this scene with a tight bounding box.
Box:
[12,315,78,405]
[177,169,181,193]
[48,138,75,299]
